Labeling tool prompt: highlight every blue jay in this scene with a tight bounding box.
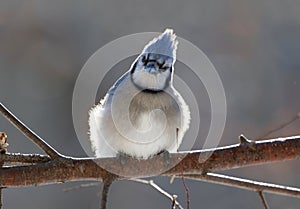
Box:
[89,29,190,159]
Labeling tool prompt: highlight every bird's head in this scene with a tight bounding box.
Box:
[131,29,178,91]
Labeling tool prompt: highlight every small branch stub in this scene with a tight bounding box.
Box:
[257,191,269,209]
[0,132,8,154]
[171,195,178,209]
[239,134,256,151]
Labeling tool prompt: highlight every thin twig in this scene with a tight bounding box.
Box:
[183,173,300,198]
[181,167,190,209]
[171,195,178,209]
[101,178,115,209]
[0,103,61,159]
[131,179,184,209]
[257,191,269,209]
[258,113,300,139]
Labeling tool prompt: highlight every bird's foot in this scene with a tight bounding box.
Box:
[116,152,131,165]
[157,150,171,165]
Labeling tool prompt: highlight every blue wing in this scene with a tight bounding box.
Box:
[100,71,131,107]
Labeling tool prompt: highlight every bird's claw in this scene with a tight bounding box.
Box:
[158,150,171,165]
[117,152,131,165]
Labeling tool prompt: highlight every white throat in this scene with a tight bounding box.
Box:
[131,67,171,91]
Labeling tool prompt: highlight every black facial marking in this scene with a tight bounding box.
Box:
[141,55,146,63]
[142,54,150,65]
[157,61,165,69]
[141,89,163,94]
[132,53,173,74]
[130,61,138,74]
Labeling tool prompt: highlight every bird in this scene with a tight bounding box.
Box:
[89,29,190,160]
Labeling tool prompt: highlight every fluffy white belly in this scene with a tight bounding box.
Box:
[89,106,178,159]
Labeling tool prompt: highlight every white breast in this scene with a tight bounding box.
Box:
[89,74,189,159]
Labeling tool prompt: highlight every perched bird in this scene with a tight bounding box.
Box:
[89,29,190,159]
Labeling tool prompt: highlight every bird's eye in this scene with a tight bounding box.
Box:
[160,62,171,71]
[157,61,165,69]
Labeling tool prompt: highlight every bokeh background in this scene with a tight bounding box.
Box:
[0,1,300,208]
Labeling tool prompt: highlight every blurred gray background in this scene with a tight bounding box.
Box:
[0,0,300,208]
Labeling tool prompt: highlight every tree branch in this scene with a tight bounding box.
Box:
[171,195,178,209]
[0,103,62,159]
[184,173,300,198]
[180,169,190,209]
[0,135,299,187]
[130,179,184,209]
[165,135,300,175]
[101,178,114,209]
[257,191,269,209]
